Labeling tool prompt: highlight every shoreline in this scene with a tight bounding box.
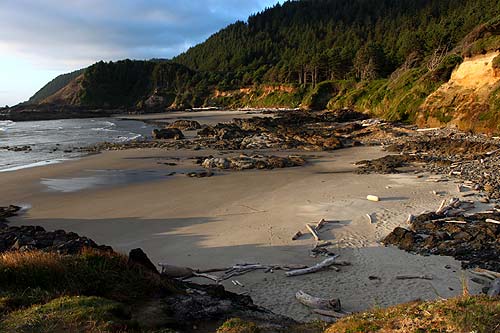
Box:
[0,110,273,173]
[1,144,485,321]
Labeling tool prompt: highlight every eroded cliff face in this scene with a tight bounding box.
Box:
[41,74,84,105]
[419,52,500,133]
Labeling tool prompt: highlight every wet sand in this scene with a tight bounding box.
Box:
[0,112,487,321]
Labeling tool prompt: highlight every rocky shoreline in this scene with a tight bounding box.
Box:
[85,109,371,155]
[383,210,500,272]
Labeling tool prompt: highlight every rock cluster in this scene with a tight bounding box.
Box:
[0,205,21,221]
[196,111,350,151]
[199,154,306,170]
[163,282,293,326]
[0,225,112,254]
[168,119,201,131]
[356,129,500,200]
[0,145,32,152]
[152,128,184,140]
[383,212,500,272]
[89,109,371,153]
[356,154,417,174]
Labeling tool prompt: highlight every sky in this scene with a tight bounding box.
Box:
[0,0,282,106]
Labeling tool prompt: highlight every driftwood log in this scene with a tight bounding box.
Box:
[286,255,341,277]
[472,268,500,280]
[313,309,348,318]
[436,198,467,216]
[316,218,328,231]
[396,274,433,280]
[292,231,304,240]
[158,264,194,278]
[296,290,341,311]
[306,223,321,241]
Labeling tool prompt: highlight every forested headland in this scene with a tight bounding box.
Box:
[19,0,500,131]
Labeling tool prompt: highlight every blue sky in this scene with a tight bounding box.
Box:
[0,0,282,106]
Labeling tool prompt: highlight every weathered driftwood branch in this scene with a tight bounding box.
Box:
[313,309,348,318]
[286,255,340,277]
[443,220,467,224]
[192,272,219,282]
[417,127,440,132]
[292,230,304,240]
[306,223,321,241]
[436,198,466,216]
[296,290,341,311]
[158,263,194,278]
[316,218,328,231]
[196,267,230,274]
[472,268,500,280]
[485,218,500,225]
[396,274,433,280]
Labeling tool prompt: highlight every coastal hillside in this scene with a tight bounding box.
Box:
[18,0,500,132]
[27,69,84,104]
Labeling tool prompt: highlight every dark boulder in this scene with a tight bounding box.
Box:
[0,225,112,255]
[152,128,184,140]
[128,248,159,274]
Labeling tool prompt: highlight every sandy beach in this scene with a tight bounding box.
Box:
[0,112,488,322]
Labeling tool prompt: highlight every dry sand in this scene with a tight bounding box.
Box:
[0,114,488,321]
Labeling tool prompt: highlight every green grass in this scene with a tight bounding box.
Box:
[0,249,171,304]
[216,318,261,333]
[465,35,500,57]
[325,296,500,333]
[0,296,133,333]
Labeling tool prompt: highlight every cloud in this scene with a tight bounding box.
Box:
[0,0,280,70]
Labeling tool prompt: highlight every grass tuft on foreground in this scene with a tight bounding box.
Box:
[0,296,132,333]
[324,295,500,333]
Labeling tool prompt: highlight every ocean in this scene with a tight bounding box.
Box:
[0,118,154,172]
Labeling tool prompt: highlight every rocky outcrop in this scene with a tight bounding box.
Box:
[152,128,184,140]
[163,281,294,326]
[200,154,306,170]
[0,205,22,221]
[168,120,202,130]
[383,212,500,272]
[0,225,112,254]
[128,248,159,274]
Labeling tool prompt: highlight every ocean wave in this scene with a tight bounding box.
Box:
[102,121,116,127]
[0,120,15,132]
[0,120,15,126]
[91,127,118,132]
[115,133,142,142]
[0,159,69,173]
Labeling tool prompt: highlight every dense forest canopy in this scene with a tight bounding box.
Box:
[174,0,500,88]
